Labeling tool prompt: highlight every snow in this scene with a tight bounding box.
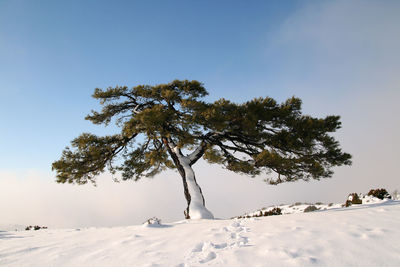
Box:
[237,193,391,218]
[1,201,400,266]
[187,144,204,163]
[0,224,26,232]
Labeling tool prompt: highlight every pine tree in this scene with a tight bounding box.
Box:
[52,80,351,219]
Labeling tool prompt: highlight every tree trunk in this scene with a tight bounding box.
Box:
[177,157,214,219]
[163,138,214,219]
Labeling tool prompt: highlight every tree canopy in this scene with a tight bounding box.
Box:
[52,80,351,218]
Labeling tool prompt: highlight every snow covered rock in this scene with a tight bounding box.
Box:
[142,217,163,227]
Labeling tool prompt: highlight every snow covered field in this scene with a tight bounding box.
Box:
[1,200,400,266]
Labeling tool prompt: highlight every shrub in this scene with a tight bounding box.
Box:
[304,205,319,212]
[345,193,362,207]
[263,207,282,216]
[25,225,47,231]
[368,188,391,200]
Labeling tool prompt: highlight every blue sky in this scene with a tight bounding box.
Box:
[1,0,399,227]
[0,0,303,170]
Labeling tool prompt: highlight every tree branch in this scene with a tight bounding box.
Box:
[188,141,207,166]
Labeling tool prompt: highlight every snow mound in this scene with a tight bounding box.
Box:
[236,202,343,218]
[142,217,165,228]
[361,194,389,204]
[237,192,391,219]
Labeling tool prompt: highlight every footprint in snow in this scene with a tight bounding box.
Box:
[187,220,250,264]
[199,252,217,264]
[192,242,228,252]
[213,242,228,249]
[188,242,218,264]
[231,222,241,227]
[192,242,204,252]
[228,222,250,247]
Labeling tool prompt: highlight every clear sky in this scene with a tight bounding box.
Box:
[1,0,399,228]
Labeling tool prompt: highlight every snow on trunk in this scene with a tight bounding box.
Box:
[173,147,214,219]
